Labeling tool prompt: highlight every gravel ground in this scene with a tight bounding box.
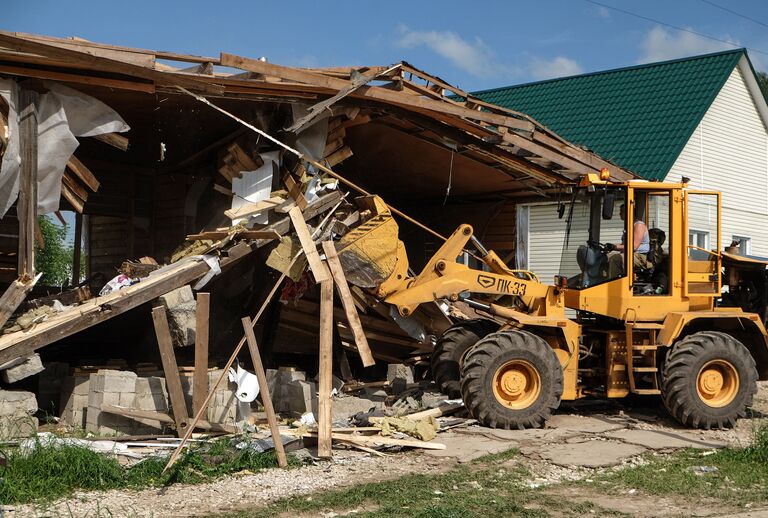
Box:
[7,382,767,517]
[6,449,450,518]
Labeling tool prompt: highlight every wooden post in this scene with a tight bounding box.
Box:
[152,306,190,436]
[288,206,329,284]
[193,292,210,416]
[321,241,375,367]
[241,316,288,468]
[317,272,334,459]
[17,87,38,279]
[71,212,83,285]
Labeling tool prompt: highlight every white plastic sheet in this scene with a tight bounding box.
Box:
[0,80,130,216]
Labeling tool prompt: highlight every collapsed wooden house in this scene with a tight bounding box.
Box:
[0,31,633,437]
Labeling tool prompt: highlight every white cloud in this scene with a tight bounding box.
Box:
[529,56,583,80]
[395,25,583,82]
[638,26,740,64]
[397,25,512,78]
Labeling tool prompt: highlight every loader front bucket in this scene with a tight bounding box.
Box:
[336,196,401,288]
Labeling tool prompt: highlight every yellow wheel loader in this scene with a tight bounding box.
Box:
[335,174,768,430]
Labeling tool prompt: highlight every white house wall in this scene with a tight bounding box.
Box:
[666,62,768,256]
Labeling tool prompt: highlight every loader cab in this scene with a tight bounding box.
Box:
[558,177,719,321]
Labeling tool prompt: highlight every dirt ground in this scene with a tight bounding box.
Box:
[7,381,768,518]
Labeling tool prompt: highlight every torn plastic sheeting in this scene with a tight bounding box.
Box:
[0,80,130,216]
[228,362,260,403]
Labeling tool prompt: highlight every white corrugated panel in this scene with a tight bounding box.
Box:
[527,203,568,285]
[526,201,625,284]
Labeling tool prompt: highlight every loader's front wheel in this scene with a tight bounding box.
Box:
[431,319,499,398]
[661,331,757,429]
[461,330,563,429]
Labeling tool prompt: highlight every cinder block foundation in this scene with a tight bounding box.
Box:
[0,390,38,439]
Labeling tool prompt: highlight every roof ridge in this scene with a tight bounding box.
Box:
[474,48,745,96]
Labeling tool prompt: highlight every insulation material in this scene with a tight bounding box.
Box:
[0,80,130,216]
[230,150,279,225]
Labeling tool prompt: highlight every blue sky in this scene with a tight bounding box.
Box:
[4,0,768,91]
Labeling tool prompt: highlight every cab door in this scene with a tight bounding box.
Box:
[683,190,721,297]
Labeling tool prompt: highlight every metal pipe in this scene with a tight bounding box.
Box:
[470,235,489,257]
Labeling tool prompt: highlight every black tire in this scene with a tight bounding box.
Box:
[661,331,758,429]
[430,319,498,398]
[460,330,563,429]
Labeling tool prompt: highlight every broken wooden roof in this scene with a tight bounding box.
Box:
[0,31,635,203]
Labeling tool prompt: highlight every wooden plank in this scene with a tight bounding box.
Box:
[66,155,100,192]
[212,183,233,196]
[71,213,82,285]
[100,404,238,433]
[241,316,288,468]
[193,293,210,416]
[0,278,37,329]
[186,229,281,241]
[224,195,286,220]
[219,52,534,133]
[0,31,222,94]
[17,88,37,278]
[317,273,334,458]
[0,63,156,94]
[325,146,353,167]
[288,206,329,283]
[225,142,263,171]
[152,306,190,437]
[93,133,129,152]
[321,241,375,367]
[60,183,84,213]
[62,171,89,202]
[283,174,308,210]
[301,431,446,450]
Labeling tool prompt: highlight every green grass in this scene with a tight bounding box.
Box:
[592,422,768,507]
[0,437,296,505]
[216,447,617,518]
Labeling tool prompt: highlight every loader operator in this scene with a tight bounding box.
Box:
[606,203,651,279]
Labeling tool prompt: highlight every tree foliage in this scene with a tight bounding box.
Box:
[34,216,76,286]
[757,71,768,103]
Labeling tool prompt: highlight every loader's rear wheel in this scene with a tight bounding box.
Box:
[431,319,499,398]
[461,330,563,429]
[661,331,757,429]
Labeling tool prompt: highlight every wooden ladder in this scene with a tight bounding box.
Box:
[625,321,664,395]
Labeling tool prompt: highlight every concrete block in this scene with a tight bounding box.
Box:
[1,354,45,384]
[0,415,38,439]
[268,368,307,413]
[59,376,91,429]
[89,370,137,393]
[159,285,197,347]
[285,380,317,416]
[87,391,123,408]
[0,390,37,416]
[386,364,415,385]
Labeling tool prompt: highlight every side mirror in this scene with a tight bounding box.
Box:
[602,190,615,220]
[557,203,565,219]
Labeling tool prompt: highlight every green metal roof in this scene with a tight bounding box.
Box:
[473,49,745,180]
